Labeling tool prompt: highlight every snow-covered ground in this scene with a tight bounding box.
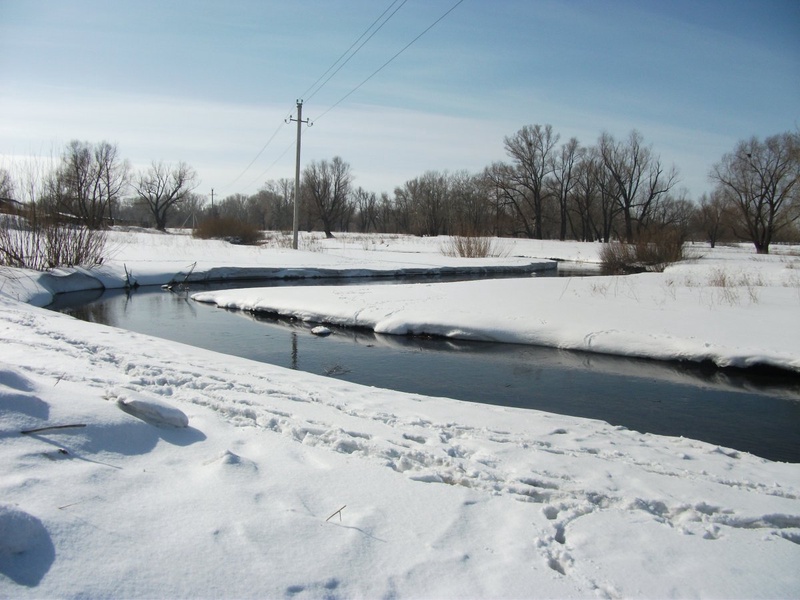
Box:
[1,230,799,598]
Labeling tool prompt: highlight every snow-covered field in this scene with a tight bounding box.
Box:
[1,230,799,598]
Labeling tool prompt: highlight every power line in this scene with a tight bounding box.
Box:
[312,0,465,123]
[303,0,408,103]
[221,118,289,192]
[239,139,296,192]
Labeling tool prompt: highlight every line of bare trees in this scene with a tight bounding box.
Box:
[1,140,200,232]
[3,128,797,256]
[251,125,793,255]
[0,140,202,268]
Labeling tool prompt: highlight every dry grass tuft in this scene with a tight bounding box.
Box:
[441,235,509,258]
[600,229,685,274]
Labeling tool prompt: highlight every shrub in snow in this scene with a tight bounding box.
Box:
[441,235,509,258]
[600,228,685,274]
[0,211,107,271]
[193,216,262,246]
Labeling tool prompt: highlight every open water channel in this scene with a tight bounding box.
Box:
[48,275,800,463]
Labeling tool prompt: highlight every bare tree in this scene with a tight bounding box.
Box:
[262,178,295,230]
[391,184,414,234]
[549,137,582,241]
[6,155,53,209]
[244,190,274,231]
[693,192,733,248]
[503,124,559,239]
[49,140,129,229]
[647,190,694,239]
[0,168,14,202]
[710,132,800,254]
[167,193,206,229]
[598,130,678,242]
[449,171,491,236]
[1,156,108,269]
[302,156,353,238]
[217,193,249,222]
[132,161,199,231]
[569,152,605,241]
[375,192,397,233]
[484,162,536,238]
[395,171,451,237]
[353,187,378,233]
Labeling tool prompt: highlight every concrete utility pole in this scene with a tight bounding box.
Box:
[288,100,311,250]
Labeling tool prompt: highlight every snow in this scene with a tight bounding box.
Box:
[0,504,48,556]
[1,230,799,598]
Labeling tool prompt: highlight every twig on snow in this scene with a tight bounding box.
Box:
[325,505,347,522]
[163,261,197,291]
[21,424,87,435]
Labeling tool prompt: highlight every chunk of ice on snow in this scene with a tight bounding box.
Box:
[111,389,189,428]
[311,325,332,336]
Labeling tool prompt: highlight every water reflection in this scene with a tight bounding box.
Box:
[242,309,800,401]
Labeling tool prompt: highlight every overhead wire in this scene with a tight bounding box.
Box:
[240,139,296,192]
[300,0,407,103]
[303,0,408,103]
[312,0,465,124]
[222,119,288,192]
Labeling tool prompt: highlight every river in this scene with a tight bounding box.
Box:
[48,277,800,462]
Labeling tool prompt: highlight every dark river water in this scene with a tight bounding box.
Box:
[48,277,800,463]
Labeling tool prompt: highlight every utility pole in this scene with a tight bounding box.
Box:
[210,188,215,210]
[287,100,311,250]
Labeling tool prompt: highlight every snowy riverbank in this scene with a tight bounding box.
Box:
[194,257,800,373]
[1,230,799,598]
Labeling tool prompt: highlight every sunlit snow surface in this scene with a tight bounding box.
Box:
[1,231,799,598]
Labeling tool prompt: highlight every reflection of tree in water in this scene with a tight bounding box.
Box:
[65,302,104,324]
[63,296,113,326]
[165,289,198,317]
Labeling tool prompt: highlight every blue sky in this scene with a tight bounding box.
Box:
[1,0,798,201]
